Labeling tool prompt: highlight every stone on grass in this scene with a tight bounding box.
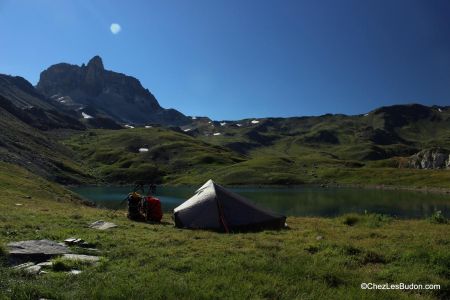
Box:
[84,248,99,252]
[7,240,70,257]
[37,261,53,267]
[62,254,100,263]
[64,238,84,245]
[24,265,42,274]
[64,238,78,244]
[68,269,82,275]
[89,220,117,230]
[12,262,35,270]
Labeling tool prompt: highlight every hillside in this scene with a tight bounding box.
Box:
[63,104,450,188]
[65,127,244,183]
[0,76,90,184]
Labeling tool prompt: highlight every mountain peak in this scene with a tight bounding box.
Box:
[36,57,190,126]
[87,55,104,70]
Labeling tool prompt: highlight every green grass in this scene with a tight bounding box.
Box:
[59,106,450,188]
[64,128,244,184]
[0,162,449,299]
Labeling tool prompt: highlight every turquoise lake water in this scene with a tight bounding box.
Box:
[71,185,450,219]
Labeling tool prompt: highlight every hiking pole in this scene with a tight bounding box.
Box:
[107,195,130,217]
[108,183,141,217]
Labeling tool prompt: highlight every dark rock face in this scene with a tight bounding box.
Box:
[36,56,190,126]
[409,148,450,169]
[373,104,435,130]
[0,75,85,131]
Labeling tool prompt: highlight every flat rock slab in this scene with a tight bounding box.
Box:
[7,240,70,256]
[12,262,42,274]
[89,220,117,230]
[12,262,35,270]
[37,261,53,267]
[25,265,42,274]
[62,254,100,263]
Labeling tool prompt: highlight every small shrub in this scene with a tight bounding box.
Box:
[322,273,343,287]
[429,210,447,224]
[342,215,359,226]
[360,250,386,264]
[343,245,361,256]
[304,244,319,254]
[0,244,6,260]
[51,258,85,271]
[364,213,392,227]
[70,214,82,220]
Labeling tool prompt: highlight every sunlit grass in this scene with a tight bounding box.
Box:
[0,162,449,299]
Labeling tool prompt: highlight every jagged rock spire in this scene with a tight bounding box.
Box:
[87,55,104,70]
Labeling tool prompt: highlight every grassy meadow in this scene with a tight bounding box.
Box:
[63,127,450,189]
[0,162,449,299]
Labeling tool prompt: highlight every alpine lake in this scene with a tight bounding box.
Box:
[71,185,450,219]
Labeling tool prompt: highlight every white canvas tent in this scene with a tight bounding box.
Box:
[173,180,286,232]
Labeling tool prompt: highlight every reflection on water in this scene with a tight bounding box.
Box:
[71,185,450,219]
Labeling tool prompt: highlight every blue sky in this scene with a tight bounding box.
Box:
[1,0,449,120]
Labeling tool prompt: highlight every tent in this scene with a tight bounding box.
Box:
[173,180,286,232]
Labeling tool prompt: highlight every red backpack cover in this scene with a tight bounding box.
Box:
[144,196,163,222]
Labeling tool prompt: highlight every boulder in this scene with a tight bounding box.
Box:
[409,148,450,169]
[24,265,42,275]
[37,261,53,267]
[62,254,100,263]
[7,240,70,258]
[89,220,117,230]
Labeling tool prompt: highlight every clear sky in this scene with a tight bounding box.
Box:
[1,0,450,120]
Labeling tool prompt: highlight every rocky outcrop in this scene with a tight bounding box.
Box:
[36,56,190,126]
[409,148,450,169]
[0,75,85,131]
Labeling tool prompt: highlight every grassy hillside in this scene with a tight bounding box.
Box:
[0,100,90,184]
[64,128,244,183]
[63,104,450,188]
[0,162,448,299]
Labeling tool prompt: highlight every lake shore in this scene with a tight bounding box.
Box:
[67,181,450,195]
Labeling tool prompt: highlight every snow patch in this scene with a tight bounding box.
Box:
[138,148,149,153]
[364,113,369,117]
[124,125,135,129]
[213,133,221,136]
[81,112,93,119]
[220,122,226,126]
[191,116,197,120]
[236,123,242,127]
[183,128,192,132]
[251,120,260,124]
[438,108,442,112]
[145,125,152,128]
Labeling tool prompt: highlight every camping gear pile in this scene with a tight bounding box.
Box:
[126,183,162,222]
[173,180,286,232]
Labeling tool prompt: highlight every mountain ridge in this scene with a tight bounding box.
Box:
[36,56,190,126]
